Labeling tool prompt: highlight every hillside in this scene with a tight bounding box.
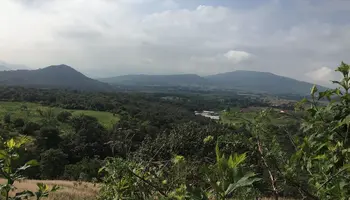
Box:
[205,70,328,95]
[0,64,112,91]
[99,74,209,87]
[100,70,327,95]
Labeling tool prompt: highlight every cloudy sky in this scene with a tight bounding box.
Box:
[0,0,349,85]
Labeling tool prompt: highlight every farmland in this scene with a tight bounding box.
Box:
[0,101,119,129]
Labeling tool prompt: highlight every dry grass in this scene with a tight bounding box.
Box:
[0,179,99,200]
[0,179,296,200]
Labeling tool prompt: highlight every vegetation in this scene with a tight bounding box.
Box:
[0,64,112,91]
[0,62,348,199]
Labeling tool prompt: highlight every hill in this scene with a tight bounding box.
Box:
[0,60,30,71]
[0,65,10,71]
[100,70,327,95]
[99,74,209,87]
[0,64,112,91]
[205,70,328,95]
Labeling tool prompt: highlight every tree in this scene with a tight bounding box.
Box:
[22,121,41,135]
[37,127,62,150]
[40,149,68,179]
[0,136,59,199]
[56,111,72,122]
[13,118,25,128]
[3,113,11,124]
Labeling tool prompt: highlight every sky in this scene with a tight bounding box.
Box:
[0,0,349,85]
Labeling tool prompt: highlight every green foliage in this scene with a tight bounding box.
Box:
[0,136,58,199]
[22,121,41,135]
[56,111,72,122]
[283,62,350,199]
[99,144,260,200]
[37,127,62,150]
[0,62,349,200]
[13,118,25,128]
[3,114,10,124]
[40,149,68,179]
[63,157,102,181]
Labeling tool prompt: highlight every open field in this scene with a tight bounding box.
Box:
[220,106,297,126]
[0,101,119,128]
[0,179,98,200]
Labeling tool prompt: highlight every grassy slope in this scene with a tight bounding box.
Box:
[0,101,119,129]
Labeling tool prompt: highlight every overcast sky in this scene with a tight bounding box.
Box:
[0,0,349,85]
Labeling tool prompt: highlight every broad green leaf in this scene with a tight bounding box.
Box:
[25,159,39,167]
[51,185,60,192]
[311,85,318,95]
[6,139,15,149]
[0,150,8,159]
[224,172,260,196]
[228,153,246,169]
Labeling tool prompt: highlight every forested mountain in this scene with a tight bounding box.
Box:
[0,63,327,95]
[100,70,328,95]
[0,64,112,91]
[99,74,209,87]
[205,70,328,94]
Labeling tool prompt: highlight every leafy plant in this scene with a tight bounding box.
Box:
[0,136,59,200]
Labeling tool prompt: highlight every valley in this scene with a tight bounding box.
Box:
[0,63,348,199]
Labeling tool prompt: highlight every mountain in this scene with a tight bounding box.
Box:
[0,65,10,71]
[0,60,30,71]
[0,64,112,91]
[100,70,327,95]
[205,70,328,95]
[99,74,209,87]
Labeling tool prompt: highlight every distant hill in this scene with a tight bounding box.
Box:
[0,65,10,71]
[100,70,327,95]
[99,74,209,87]
[0,64,112,91]
[205,70,328,95]
[0,60,30,71]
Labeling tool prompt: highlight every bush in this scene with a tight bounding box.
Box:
[3,113,11,124]
[40,149,68,179]
[22,121,41,135]
[56,111,72,122]
[13,118,25,128]
[63,158,102,181]
[37,127,62,150]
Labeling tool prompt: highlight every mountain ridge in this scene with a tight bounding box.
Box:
[0,64,112,91]
[99,70,328,95]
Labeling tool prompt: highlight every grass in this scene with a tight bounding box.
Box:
[0,179,98,200]
[0,178,295,200]
[0,101,119,129]
[220,106,297,126]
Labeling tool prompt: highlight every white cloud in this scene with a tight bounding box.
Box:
[224,50,251,63]
[305,67,338,86]
[0,0,349,82]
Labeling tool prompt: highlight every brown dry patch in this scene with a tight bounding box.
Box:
[0,179,99,200]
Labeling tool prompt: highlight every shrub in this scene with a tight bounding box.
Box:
[13,118,25,128]
[57,111,72,122]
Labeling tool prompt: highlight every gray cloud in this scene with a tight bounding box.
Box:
[0,0,349,85]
